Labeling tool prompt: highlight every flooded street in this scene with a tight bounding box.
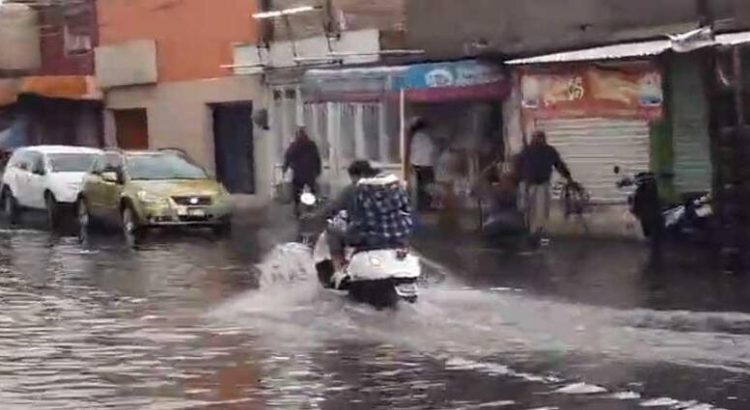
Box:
[0,217,748,409]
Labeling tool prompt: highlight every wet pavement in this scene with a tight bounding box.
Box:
[0,211,748,409]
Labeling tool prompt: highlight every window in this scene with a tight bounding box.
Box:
[104,153,124,170]
[48,153,98,173]
[126,153,207,181]
[28,152,44,174]
[7,150,26,169]
[63,24,92,56]
[339,103,356,162]
[362,104,381,162]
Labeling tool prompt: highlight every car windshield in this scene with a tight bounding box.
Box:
[48,153,98,173]
[126,153,207,180]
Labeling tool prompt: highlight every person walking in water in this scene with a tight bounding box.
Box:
[283,127,322,217]
[518,130,573,240]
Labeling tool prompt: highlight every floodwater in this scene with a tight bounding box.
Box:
[0,215,748,409]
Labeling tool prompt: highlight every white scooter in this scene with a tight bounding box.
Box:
[302,193,421,308]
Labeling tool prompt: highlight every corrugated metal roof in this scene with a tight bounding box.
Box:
[506,31,750,65]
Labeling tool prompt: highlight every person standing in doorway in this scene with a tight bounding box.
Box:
[408,118,437,211]
[283,127,322,217]
[518,130,573,240]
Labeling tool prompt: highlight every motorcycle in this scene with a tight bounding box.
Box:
[310,209,421,309]
[614,166,715,245]
[298,186,322,246]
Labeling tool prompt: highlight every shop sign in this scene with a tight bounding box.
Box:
[401,60,507,102]
[403,60,505,89]
[520,65,663,120]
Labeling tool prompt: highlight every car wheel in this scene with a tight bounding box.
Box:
[3,187,20,225]
[76,198,90,244]
[45,192,61,231]
[121,204,143,247]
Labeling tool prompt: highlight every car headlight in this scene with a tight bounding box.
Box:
[137,190,164,203]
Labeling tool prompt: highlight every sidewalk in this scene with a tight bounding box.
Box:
[415,203,644,240]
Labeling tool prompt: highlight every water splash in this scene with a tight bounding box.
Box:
[255,242,317,288]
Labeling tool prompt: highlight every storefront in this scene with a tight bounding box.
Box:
[300,59,509,223]
[399,61,507,218]
[299,66,406,196]
[514,62,664,204]
[0,75,104,149]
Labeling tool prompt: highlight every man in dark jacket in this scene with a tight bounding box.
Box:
[518,130,573,237]
[283,128,322,216]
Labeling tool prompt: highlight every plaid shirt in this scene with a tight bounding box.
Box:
[349,178,413,247]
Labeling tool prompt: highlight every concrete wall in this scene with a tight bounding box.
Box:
[406,0,745,58]
[233,28,382,73]
[266,0,405,42]
[104,75,274,199]
[97,0,258,83]
[95,40,158,88]
[0,4,41,72]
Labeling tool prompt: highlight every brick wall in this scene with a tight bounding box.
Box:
[98,0,258,83]
[38,0,97,76]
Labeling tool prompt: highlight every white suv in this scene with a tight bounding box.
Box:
[1,145,103,228]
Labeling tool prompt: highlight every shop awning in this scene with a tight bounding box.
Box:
[302,66,408,103]
[0,76,102,107]
[506,30,750,65]
[302,59,508,103]
[398,59,508,102]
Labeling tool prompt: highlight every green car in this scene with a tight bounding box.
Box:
[76,149,232,244]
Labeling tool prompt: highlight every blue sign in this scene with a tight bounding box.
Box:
[400,60,504,90]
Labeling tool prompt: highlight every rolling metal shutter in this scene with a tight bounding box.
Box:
[670,54,712,193]
[537,118,650,203]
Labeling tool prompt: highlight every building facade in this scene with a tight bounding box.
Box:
[95,0,266,195]
[0,0,102,151]
[232,0,411,197]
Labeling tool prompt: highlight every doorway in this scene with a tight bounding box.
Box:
[113,108,149,149]
[212,102,254,194]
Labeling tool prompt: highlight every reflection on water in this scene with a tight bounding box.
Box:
[0,226,745,409]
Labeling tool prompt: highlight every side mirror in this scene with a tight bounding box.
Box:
[101,171,119,183]
[33,166,46,176]
[613,166,621,175]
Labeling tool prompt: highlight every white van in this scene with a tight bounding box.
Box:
[1,145,103,228]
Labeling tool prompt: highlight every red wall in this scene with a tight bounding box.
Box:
[38,0,97,76]
[98,0,257,83]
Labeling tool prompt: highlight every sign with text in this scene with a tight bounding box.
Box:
[520,65,663,120]
[401,59,508,102]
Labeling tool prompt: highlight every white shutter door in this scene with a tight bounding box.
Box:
[537,118,650,203]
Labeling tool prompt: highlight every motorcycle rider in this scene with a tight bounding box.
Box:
[310,160,380,269]
[348,168,413,252]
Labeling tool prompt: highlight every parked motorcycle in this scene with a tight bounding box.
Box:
[311,210,421,309]
[614,166,715,245]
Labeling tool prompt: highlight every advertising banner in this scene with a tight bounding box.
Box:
[401,59,508,102]
[520,65,663,120]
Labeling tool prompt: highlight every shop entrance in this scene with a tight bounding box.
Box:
[407,102,504,229]
[113,108,149,150]
[212,102,255,194]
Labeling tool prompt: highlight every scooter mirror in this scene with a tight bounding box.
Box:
[613,166,621,175]
[300,192,317,206]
